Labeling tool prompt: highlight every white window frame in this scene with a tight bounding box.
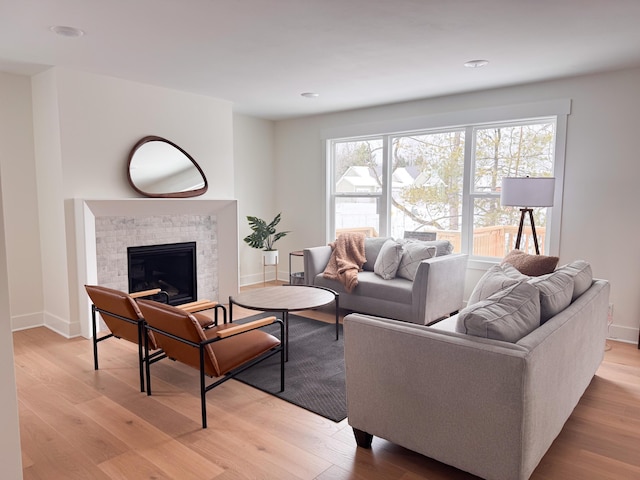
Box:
[324,100,570,266]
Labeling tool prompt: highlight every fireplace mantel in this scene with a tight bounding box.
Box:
[74,198,238,338]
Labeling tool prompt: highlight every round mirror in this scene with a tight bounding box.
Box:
[127,136,208,198]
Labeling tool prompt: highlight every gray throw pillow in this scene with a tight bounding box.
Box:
[363,237,392,272]
[424,239,453,257]
[374,239,403,280]
[456,281,541,343]
[501,262,530,281]
[396,243,437,281]
[528,270,574,324]
[555,260,593,301]
[468,265,520,305]
[398,238,453,257]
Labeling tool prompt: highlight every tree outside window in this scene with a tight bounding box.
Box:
[330,118,556,258]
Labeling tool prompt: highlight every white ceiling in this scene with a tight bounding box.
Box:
[2,0,640,120]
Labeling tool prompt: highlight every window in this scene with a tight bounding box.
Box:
[328,113,563,260]
[470,121,556,257]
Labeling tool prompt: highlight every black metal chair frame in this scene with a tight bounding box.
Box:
[91,292,227,393]
[144,319,284,428]
[91,305,167,392]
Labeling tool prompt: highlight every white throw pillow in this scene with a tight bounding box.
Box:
[456,281,541,343]
[374,239,403,280]
[363,236,392,272]
[396,243,437,281]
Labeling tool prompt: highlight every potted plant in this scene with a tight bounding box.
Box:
[243,213,290,265]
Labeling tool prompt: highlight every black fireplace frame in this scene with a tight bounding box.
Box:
[127,241,197,306]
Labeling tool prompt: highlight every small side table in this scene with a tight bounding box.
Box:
[289,250,304,284]
[263,255,278,286]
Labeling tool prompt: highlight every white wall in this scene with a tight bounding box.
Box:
[274,67,640,343]
[27,68,235,336]
[233,114,278,285]
[0,73,44,331]
[0,176,23,479]
[0,72,28,479]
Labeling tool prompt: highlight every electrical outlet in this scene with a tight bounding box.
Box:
[607,303,614,326]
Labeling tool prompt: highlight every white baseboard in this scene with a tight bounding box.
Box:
[11,312,44,332]
[42,312,82,339]
[240,269,284,287]
[608,324,639,345]
[11,311,82,339]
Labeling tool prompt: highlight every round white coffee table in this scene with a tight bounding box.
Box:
[229,285,339,361]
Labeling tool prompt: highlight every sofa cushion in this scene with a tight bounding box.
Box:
[363,237,392,271]
[355,271,413,303]
[396,243,437,281]
[456,281,541,342]
[528,270,574,324]
[314,271,413,303]
[555,260,593,301]
[374,239,403,280]
[501,249,559,276]
[468,264,520,305]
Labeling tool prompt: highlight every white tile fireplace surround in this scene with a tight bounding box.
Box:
[95,214,216,301]
[75,199,238,339]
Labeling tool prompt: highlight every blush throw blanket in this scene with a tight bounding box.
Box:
[322,233,366,293]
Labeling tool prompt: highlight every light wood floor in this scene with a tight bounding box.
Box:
[14,285,640,479]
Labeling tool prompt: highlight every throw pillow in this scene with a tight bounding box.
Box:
[396,243,437,281]
[363,237,392,272]
[501,262,530,281]
[455,281,541,343]
[398,238,453,257]
[501,249,559,276]
[555,260,593,301]
[374,239,403,280]
[528,270,574,324]
[467,264,520,305]
[425,239,454,257]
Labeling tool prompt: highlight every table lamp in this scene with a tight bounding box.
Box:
[500,176,555,254]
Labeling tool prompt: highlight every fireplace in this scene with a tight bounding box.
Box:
[127,241,197,306]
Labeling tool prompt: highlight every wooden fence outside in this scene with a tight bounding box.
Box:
[336,225,547,257]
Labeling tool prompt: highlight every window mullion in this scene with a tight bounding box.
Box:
[380,136,391,236]
[461,126,475,254]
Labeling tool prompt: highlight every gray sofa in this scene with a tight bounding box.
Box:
[303,238,468,325]
[344,261,609,480]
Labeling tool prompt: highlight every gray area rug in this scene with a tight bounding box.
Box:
[234,313,346,422]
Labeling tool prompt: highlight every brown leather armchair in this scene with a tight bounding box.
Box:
[137,299,284,428]
[85,285,226,392]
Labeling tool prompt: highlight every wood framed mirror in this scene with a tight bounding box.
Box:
[127,136,208,198]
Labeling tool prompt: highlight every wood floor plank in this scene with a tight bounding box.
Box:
[101,440,225,480]
[18,384,129,464]
[19,403,112,480]
[13,290,640,480]
[74,396,174,449]
[97,450,173,480]
[179,404,333,479]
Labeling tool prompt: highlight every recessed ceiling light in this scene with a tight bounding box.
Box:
[49,25,85,38]
[301,92,320,98]
[464,59,489,68]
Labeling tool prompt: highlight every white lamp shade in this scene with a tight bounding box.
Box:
[500,177,555,207]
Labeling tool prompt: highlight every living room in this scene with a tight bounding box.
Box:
[2,1,640,478]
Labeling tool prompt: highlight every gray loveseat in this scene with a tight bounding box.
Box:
[303,238,468,325]
[344,260,609,480]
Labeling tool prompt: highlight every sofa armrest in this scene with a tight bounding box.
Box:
[412,253,468,325]
[303,246,332,286]
[344,313,529,480]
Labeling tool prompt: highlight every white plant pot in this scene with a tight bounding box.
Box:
[263,250,278,266]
